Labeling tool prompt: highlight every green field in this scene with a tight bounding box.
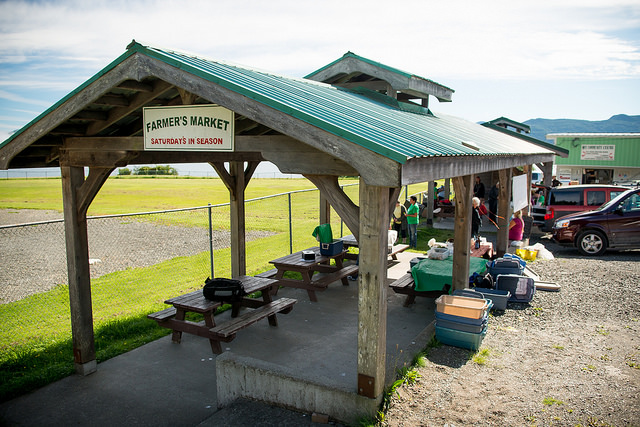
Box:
[0,176,443,402]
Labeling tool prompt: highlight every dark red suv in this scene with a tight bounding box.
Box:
[552,188,640,255]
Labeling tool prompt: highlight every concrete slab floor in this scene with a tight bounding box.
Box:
[0,253,435,426]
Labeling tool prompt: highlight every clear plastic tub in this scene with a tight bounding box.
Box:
[435,295,490,319]
[436,325,487,350]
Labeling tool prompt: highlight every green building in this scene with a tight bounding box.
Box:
[547,133,640,186]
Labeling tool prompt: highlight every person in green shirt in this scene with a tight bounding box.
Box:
[406,195,420,248]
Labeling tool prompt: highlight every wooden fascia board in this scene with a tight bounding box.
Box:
[136,55,401,186]
[0,55,147,170]
[401,153,556,185]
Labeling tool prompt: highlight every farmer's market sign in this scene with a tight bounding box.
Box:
[143,105,234,151]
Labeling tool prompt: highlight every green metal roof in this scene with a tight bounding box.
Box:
[482,122,569,157]
[304,51,455,94]
[2,41,554,165]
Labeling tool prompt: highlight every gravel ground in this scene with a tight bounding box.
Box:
[0,209,273,303]
[384,235,640,427]
[2,209,639,425]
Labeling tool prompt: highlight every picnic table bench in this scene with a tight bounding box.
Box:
[268,246,358,302]
[147,275,296,354]
[339,234,410,261]
[389,273,451,307]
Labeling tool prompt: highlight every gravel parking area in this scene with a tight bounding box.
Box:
[0,209,273,303]
[384,236,640,426]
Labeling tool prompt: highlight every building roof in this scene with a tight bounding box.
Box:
[486,116,531,134]
[304,51,454,103]
[547,133,640,139]
[482,122,569,157]
[0,41,556,186]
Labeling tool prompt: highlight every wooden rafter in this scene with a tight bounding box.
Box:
[86,80,173,136]
[304,174,360,240]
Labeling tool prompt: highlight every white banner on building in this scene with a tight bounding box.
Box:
[143,105,234,151]
[580,144,614,161]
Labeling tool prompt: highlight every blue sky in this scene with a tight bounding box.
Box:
[1,0,639,147]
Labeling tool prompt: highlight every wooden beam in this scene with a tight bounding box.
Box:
[451,175,473,291]
[304,174,360,240]
[86,80,173,136]
[402,153,556,186]
[117,80,154,92]
[177,88,198,105]
[61,165,96,375]
[93,94,130,107]
[496,168,513,256]
[357,179,388,399]
[210,161,253,277]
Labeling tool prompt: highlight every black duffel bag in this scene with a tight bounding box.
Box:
[202,277,246,302]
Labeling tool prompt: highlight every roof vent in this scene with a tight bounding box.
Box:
[462,141,480,151]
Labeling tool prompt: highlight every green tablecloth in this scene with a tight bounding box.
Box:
[411,257,488,292]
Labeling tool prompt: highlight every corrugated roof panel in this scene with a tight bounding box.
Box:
[148,44,553,163]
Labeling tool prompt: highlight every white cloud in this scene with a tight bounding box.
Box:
[0,0,638,82]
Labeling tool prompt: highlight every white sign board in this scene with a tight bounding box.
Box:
[143,105,234,151]
[512,174,529,213]
[580,144,614,161]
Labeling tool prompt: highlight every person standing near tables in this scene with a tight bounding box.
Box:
[487,182,499,223]
[509,209,525,242]
[471,197,482,239]
[391,200,408,244]
[473,176,485,200]
[406,196,419,248]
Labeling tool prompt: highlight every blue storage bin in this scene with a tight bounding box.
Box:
[472,288,511,311]
[435,309,488,326]
[436,325,487,351]
[436,318,487,334]
[487,258,524,280]
[502,253,527,268]
[496,274,535,303]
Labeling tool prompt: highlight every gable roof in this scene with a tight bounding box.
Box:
[1,41,555,186]
[304,51,454,103]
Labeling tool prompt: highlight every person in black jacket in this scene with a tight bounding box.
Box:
[473,176,485,199]
[471,196,482,238]
[487,182,499,223]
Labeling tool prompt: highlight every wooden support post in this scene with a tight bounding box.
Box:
[426,181,435,225]
[319,193,330,226]
[451,175,473,291]
[211,161,259,277]
[61,165,113,375]
[497,168,513,256]
[541,162,553,187]
[444,178,451,200]
[357,179,388,399]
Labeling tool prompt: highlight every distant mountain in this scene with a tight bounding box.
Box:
[524,114,640,142]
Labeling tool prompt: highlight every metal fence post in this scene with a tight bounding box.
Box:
[288,193,293,254]
[208,203,214,278]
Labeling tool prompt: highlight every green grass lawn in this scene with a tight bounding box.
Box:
[0,177,443,402]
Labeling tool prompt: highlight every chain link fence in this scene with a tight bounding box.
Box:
[0,184,359,362]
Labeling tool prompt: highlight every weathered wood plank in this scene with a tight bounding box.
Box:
[210,298,296,338]
[452,175,472,291]
[304,174,360,240]
[357,179,388,398]
[61,165,96,375]
[496,168,513,256]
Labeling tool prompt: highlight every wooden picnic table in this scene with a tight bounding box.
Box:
[147,275,296,354]
[266,246,358,302]
[338,234,410,261]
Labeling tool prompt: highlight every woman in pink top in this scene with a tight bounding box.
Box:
[508,210,524,241]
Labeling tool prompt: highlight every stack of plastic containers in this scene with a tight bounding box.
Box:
[434,295,491,350]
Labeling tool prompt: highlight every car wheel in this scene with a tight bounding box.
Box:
[576,230,607,256]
